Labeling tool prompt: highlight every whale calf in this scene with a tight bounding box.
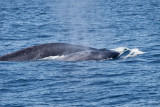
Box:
[0,43,120,61]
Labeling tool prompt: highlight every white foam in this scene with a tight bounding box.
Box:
[111,47,145,58]
[124,48,145,58]
[40,55,66,60]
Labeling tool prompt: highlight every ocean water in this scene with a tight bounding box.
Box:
[0,0,160,106]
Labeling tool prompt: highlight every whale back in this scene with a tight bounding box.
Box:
[61,50,120,61]
[0,43,97,61]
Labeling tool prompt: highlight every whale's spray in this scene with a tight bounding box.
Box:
[57,1,91,46]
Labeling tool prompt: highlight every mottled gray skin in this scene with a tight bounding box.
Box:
[61,50,119,61]
[0,43,119,61]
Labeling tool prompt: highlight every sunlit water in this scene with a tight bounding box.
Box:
[0,0,160,106]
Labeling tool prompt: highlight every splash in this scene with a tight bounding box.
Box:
[111,47,145,58]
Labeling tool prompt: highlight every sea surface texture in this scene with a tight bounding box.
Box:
[0,0,160,106]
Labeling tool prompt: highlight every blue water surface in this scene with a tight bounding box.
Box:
[0,0,160,106]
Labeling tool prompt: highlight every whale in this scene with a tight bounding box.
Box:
[0,43,120,61]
